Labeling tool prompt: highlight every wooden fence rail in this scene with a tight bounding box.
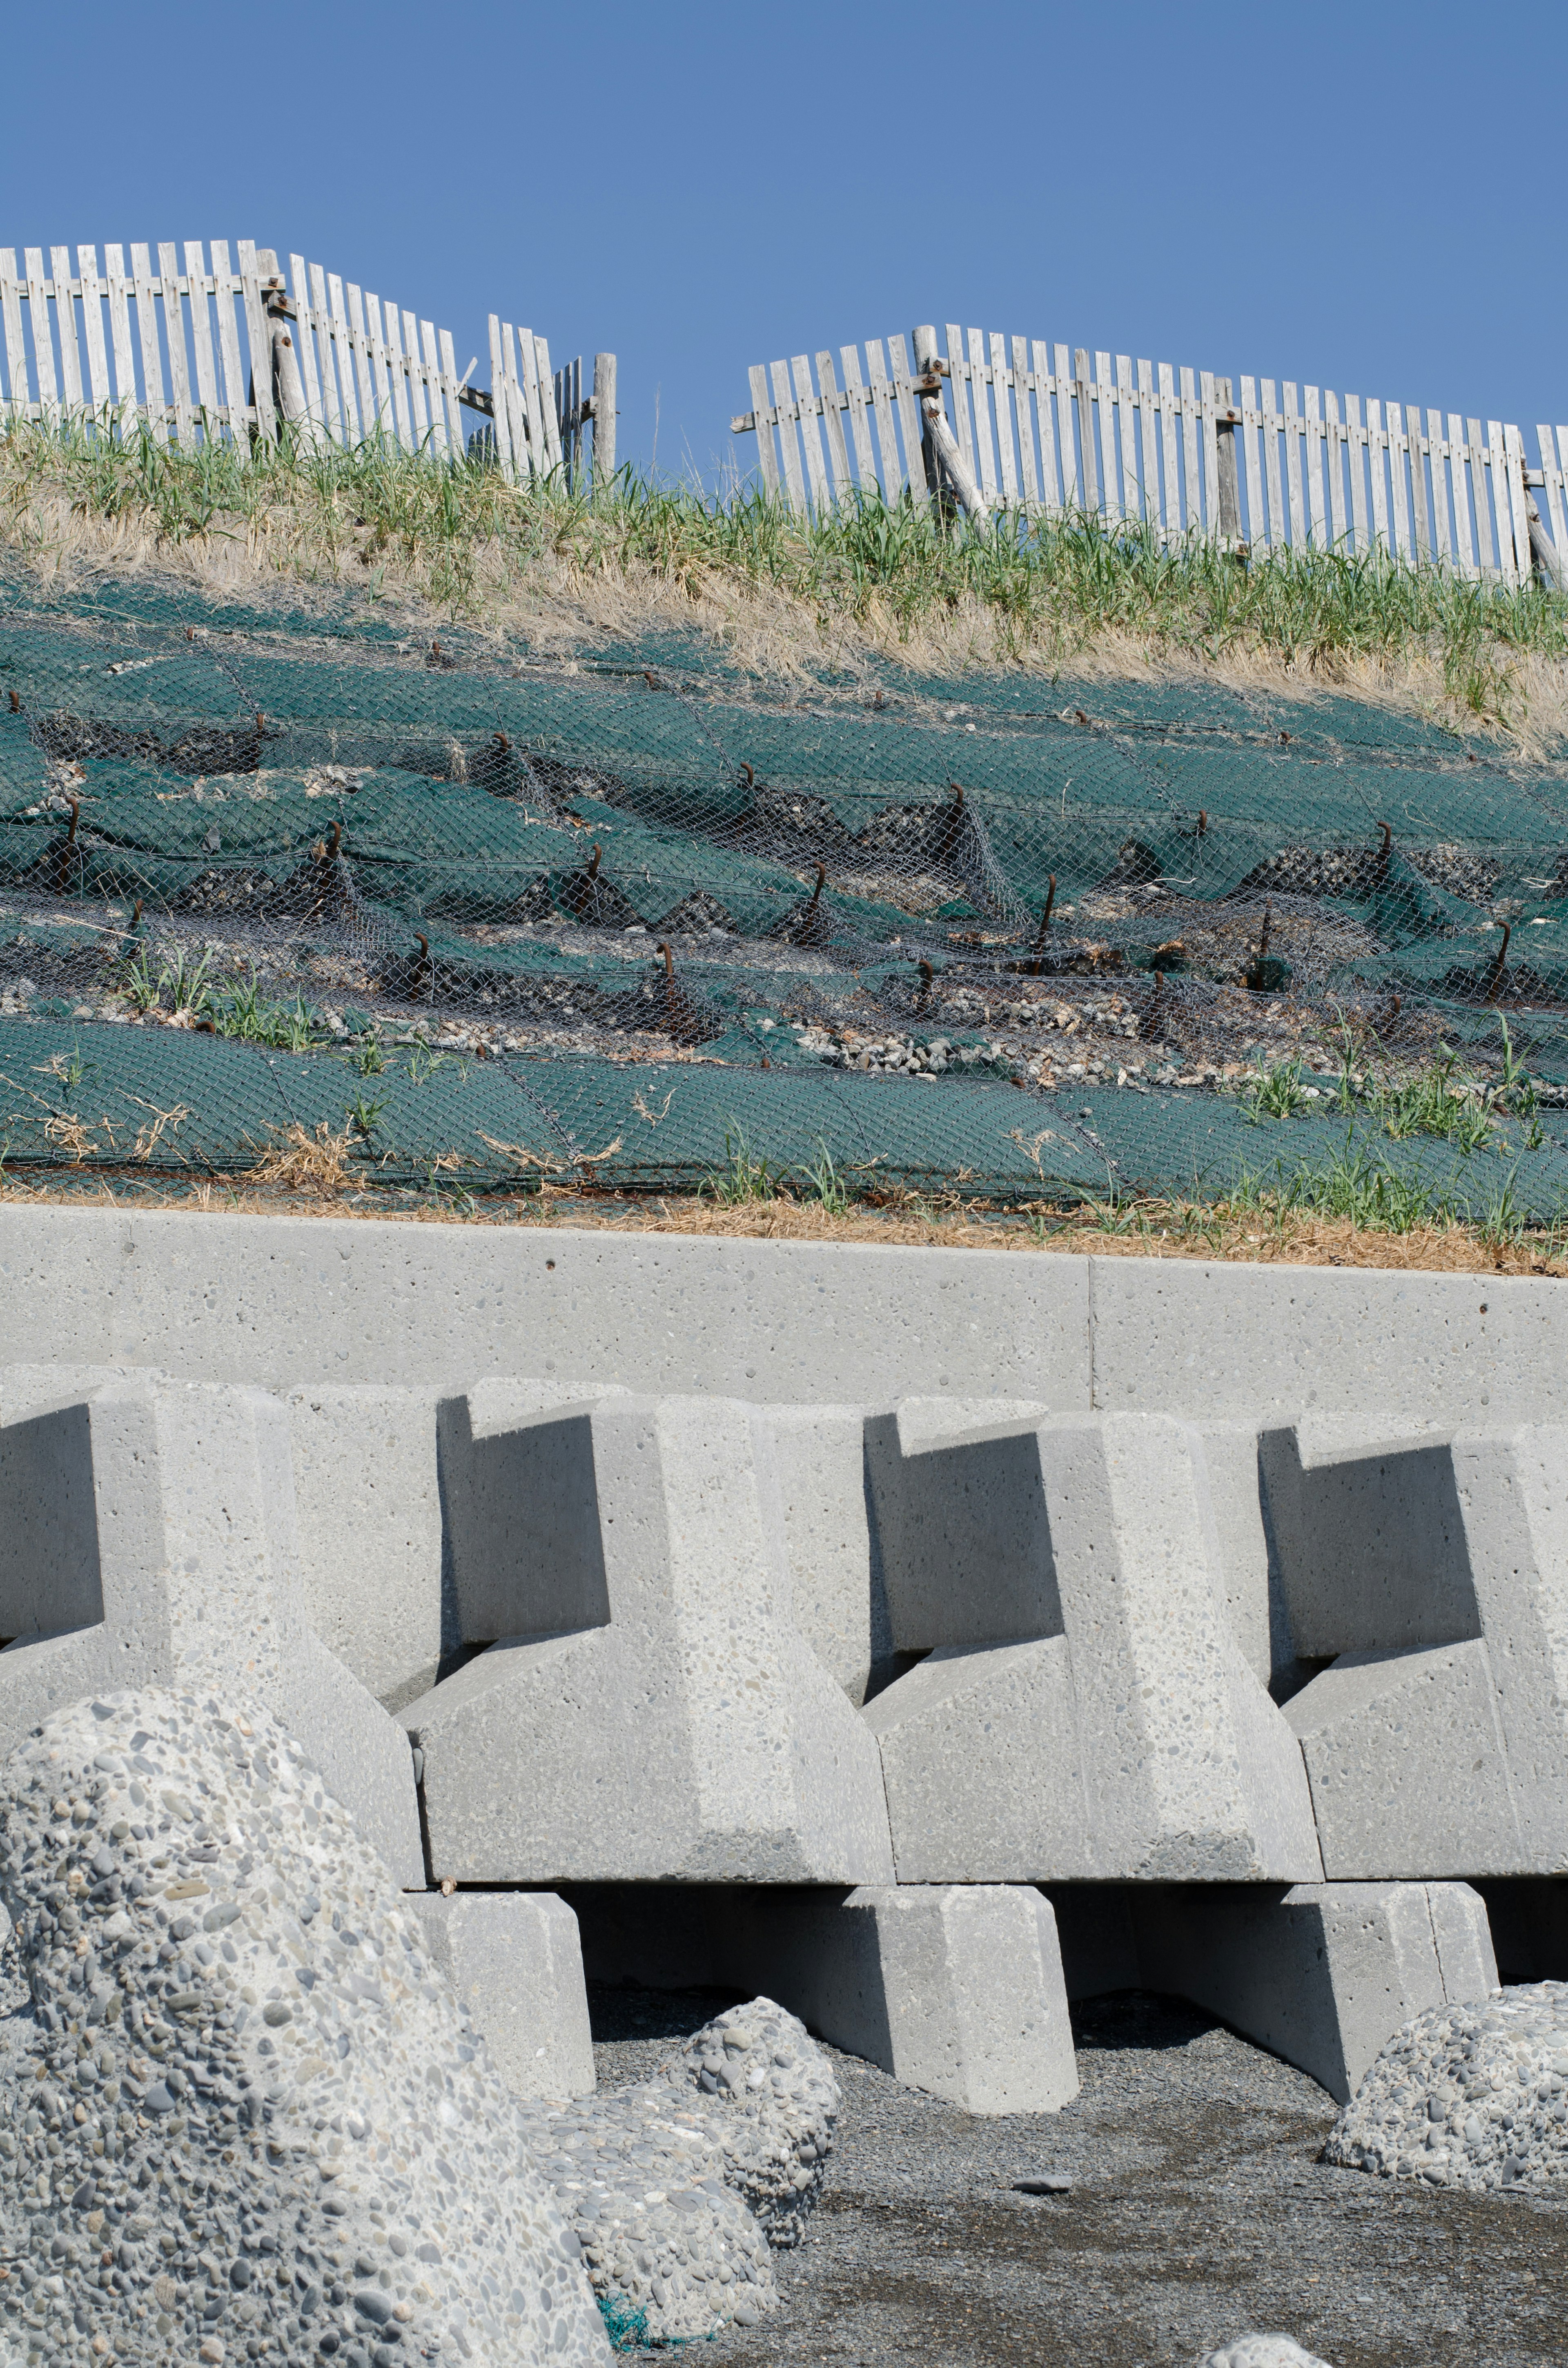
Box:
[0,236,615,486]
[733,323,1565,587]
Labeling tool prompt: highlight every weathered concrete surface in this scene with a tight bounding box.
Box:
[862,1410,1321,1883]
[1,1208,1564,1424]
[403,1393,895,1885]
[1265,1422,1568,1877]
[0,1374,424,1884]
[1049,1879,1499,2101]
[568,1881,1079,2114]
[406,1890,596,2100]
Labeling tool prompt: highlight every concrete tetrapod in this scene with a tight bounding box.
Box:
[0,1686,611,2368]
[405,1891,596,2101]
[404,1391,895,1883]
[1260,1421,1568,1877]
[0,1372,423,1886]
[862,1407,1321,1882]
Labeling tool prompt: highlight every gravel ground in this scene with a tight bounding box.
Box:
[588,1986,1568,2368]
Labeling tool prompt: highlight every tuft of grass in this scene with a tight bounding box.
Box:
[699,1124,783,1205]
[800,1138,850,1216]
[211,973,321,1052]
[5,418,1568,722]
[1241,1054,1313,1122]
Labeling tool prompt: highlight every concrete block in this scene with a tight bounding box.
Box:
[1283,1643,1521,1876]
[1261,1420,1568,1876]
[1126,1878,1499,2101]
[568,1880,1079,2115]
[1089,1256,1568,1427]
[766,1403,888,1705]
[285,1385,443,1710]
[404,1394,895,1884]
[0,1374,424,1885]
[406,1890,595,2100]
[0,1208,1096,1406]
[864,1410,1321,1882]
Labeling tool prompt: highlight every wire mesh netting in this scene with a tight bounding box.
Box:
[4,562,1568,1215]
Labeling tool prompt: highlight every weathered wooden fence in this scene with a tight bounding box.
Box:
[733,323,1565,586]
[0,237,615,485]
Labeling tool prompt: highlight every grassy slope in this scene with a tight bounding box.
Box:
[7,421,1568,740]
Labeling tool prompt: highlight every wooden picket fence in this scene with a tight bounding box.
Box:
[733,324,1565,586]
[0,236,615,486]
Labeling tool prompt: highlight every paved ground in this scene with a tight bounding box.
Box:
[589,1985,1568,2368]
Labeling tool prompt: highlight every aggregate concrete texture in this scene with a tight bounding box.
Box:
[0,1207,1563,1423]
[1266,1422,1568,1878]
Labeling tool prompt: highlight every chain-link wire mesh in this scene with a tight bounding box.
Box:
[4,564,1568,1215]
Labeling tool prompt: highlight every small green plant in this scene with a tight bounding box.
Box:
[118,945,160,1012]
[346,1093,388,1141]
[800,1138,849,1215]
[352,1029,386,1075]
[212,973,320,1052]
[158,943,214,1017]
[699,1125,780,1205]
[407,1043,448,1085]
[1241,1055,1312,1121]
[1370,1044,1491,1150]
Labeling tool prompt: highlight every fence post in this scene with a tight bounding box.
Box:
[255,249,312,450]
[913,326,987,526]
[1216,375,1243,548]
[591,352,617,488]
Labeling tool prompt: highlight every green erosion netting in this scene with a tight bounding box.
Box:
[5,563,1568,1215]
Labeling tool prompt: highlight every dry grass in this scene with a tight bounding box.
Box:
[7,421,1568,746]
[0,1166,1561,1276]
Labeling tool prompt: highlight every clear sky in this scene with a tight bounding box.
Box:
[5,0,1566,487]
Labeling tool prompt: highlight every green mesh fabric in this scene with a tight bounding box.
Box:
[3,563,1567,1212]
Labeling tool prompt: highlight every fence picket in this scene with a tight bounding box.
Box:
[103,245,138,416]
[51,247,85,413]
[769,359,806,511]
[1449,415,1475,575]
[208,242,249,439]
[290,258,331,443]
[486,317,515,476]
[747,363,779,498]
[815,350,855,502]
[1466,419,1494,575]
[944,324,977,486]
[158,245,193,448]
[1238,375,1264,548]
[1280,383,1304,548]
[1386,403,1412,560]
[235,241,276,443]
[1406,401,1432,561]
[1095,352,1119,525]
[791,354,831,515]
[1426,408,1452,566]
[1343,394,1368,555]
[991,332,1019,508]
[1072,350,1097,515]
[24,250,56,423]
[0,251,27,421]
[836,345,875,492]
[1538,424,1568,580]
[967,328,999,502]
[887,335,924,503]
[1010,335,1038,510]
[76,246,112,412]
[183,243,219,430]
[1198,369,1221,536]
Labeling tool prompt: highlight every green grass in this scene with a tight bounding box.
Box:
[5,416,1568,714]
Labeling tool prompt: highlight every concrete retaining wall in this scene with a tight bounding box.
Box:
[0,1207,1558,1421]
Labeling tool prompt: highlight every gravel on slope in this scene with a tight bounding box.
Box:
[589,1985,1568,2368]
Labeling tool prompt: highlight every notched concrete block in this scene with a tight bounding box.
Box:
[864,1409,1320,1883]
[405,1394,894,1884]
[0,1372,424,1885]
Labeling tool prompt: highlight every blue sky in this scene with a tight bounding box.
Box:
[5,0,1566,487]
